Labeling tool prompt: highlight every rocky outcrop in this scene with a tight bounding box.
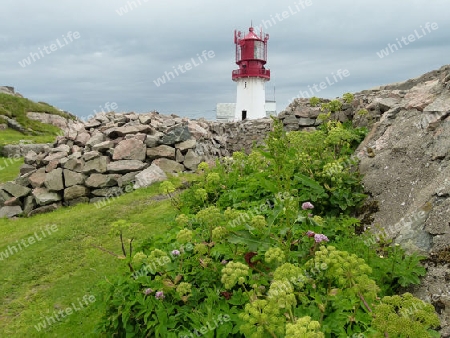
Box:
[27,112,70,130]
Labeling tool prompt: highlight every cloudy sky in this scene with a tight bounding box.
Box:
[1,0,449,121]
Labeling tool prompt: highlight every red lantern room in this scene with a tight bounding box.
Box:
[232,27,270,81]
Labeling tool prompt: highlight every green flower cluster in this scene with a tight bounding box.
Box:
[194,243,208,255]
[265,247,286,265]
[224,207,241,221]
[176,228,193,243]
[221,261,250,289]
[206,172,220,184]
[176,282,192,297]
[322,161,344,178]
[159,181,175,194]
[372,293,440,338]
[273,263,305,289]
[251,215,267,230]
[197,162,209,171]
[267,279,297,309]
[239,299,285,338]
[132,251,147,268]
[212,226,228,241]
[147,249,169,262]
[175,214,189,227]
[196,206,221,226]
[285,316,324,338]
[195,188,207,201]
[306,246,371,286]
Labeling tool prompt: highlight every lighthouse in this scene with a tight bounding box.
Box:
[215,26,276,122]
[232,26,271,120]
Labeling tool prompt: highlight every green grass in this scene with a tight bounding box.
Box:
[0,184,178,337]
[0,128,58,149]
[0,156,24,183]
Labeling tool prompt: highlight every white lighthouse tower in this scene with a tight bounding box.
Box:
[232,26,271,120]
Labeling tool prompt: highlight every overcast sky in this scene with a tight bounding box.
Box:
[1,0,449,121]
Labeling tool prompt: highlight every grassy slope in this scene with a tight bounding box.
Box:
[0,183,178,337]
[0,92,73,132]
[0,93,71,152]
[0,156,24,183]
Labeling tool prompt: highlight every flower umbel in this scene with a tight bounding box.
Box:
[302,202,314,210]
[314,234,329,243]
[155,291,165,300]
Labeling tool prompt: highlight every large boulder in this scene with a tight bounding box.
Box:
[146,145,175,160]
[63,169,86,187]
[44,168,64,191]
[183,149,201,170]
[64,185,89,200]
[113,139,146,161]
[145,132,164,148]
[152,158,184,173]
[0,206,23,218]
[161,124,191,145]
[0,182,31,198]
[175,139,197,152]
[107,160,147,173]
[32,188,62,206]
[29,169,47,188]
[133,164,167,189]
[82,156,109,174]
[85,174,120,188]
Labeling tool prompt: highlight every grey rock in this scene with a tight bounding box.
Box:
[63,170,86,187]
[298,117,317,126]
[105,125,152,138]
[139,114,152,124]
[83,151,101,162]
[176,149,184,163]
[44,168,64,191]
[107,160,147,173]
[118,172,138,187]
[32,188,62,205]
[4,197,22,206]
[19,164,36,175]
[145,132,164,148]
[183,149,201,170]
[24,150,38,165]
[43,152,67,164]
[64,185,89,200]
[152,158,184,173]
[1,182,31,198]
[0,206,23,218]
[133,164,167,189]
[29,169,47,188]
[85,173,120,188]
[28,203,60,216]
[75,132,91,146]
[146,145,175,160]
[113,138,146,161]
[85,132,105,147]
[175,139,197,152]
[161,124,191,145]
[64,197,89,206]
[82,156,109,174]
[92,140,114,152]
[64,158,85,172]
[23,196,36,215]
[91,186,124,197]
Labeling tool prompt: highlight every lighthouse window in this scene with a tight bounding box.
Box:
[254,41,265,60]
[244,82,247,88]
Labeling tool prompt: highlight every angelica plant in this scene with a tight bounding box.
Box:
[372,293,440,337]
